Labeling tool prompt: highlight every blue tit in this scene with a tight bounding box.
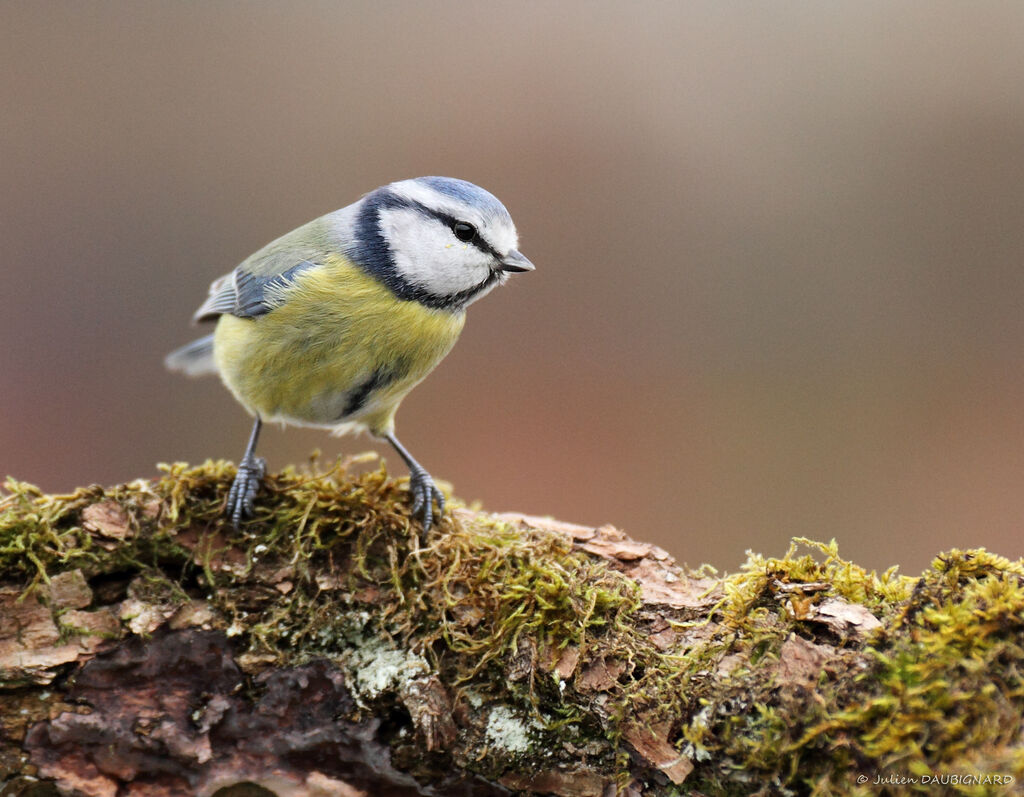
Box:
[166,176,534,532]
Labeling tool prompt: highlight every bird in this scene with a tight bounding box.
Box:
[165,176,534,533]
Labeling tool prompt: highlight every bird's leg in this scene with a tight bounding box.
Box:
[227,416,266,527]
[385,433,445,534]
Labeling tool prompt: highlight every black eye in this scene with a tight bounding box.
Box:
[452,221,477,243]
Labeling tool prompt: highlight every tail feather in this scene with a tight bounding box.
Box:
[165,334,217,377]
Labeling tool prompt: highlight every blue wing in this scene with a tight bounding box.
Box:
[192,259,317,322]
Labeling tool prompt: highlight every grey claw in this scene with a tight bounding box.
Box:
[408,467,443,534]
[228,456,266,527]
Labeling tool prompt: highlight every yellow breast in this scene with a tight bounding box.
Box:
[213,253,465,436]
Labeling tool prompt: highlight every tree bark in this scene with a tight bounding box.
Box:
[0,461,1021,796]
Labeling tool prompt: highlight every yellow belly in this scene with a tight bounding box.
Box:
[213,254,465,436]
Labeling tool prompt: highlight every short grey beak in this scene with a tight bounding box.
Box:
[498,249,535,273]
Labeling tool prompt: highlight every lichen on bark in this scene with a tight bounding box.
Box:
[0,460,1022,796]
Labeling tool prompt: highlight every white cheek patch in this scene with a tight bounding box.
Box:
[378,207,492,296]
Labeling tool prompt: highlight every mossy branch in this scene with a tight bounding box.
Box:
[1,460,1022,796]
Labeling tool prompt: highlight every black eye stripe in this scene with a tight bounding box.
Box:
[404,201,502,260]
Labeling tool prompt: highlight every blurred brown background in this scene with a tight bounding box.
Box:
[3,3,1024,575]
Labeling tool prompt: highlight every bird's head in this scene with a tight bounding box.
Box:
[349,176,534,310]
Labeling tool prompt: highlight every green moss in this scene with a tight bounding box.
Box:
[721,537,915,624]
[3,463,1023,794]
[391,516,641,680]
[831,550,1024,791]
[680,544,1024,795]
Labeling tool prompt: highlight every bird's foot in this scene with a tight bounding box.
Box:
[408,465,445,535]
[227,456,266,527]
